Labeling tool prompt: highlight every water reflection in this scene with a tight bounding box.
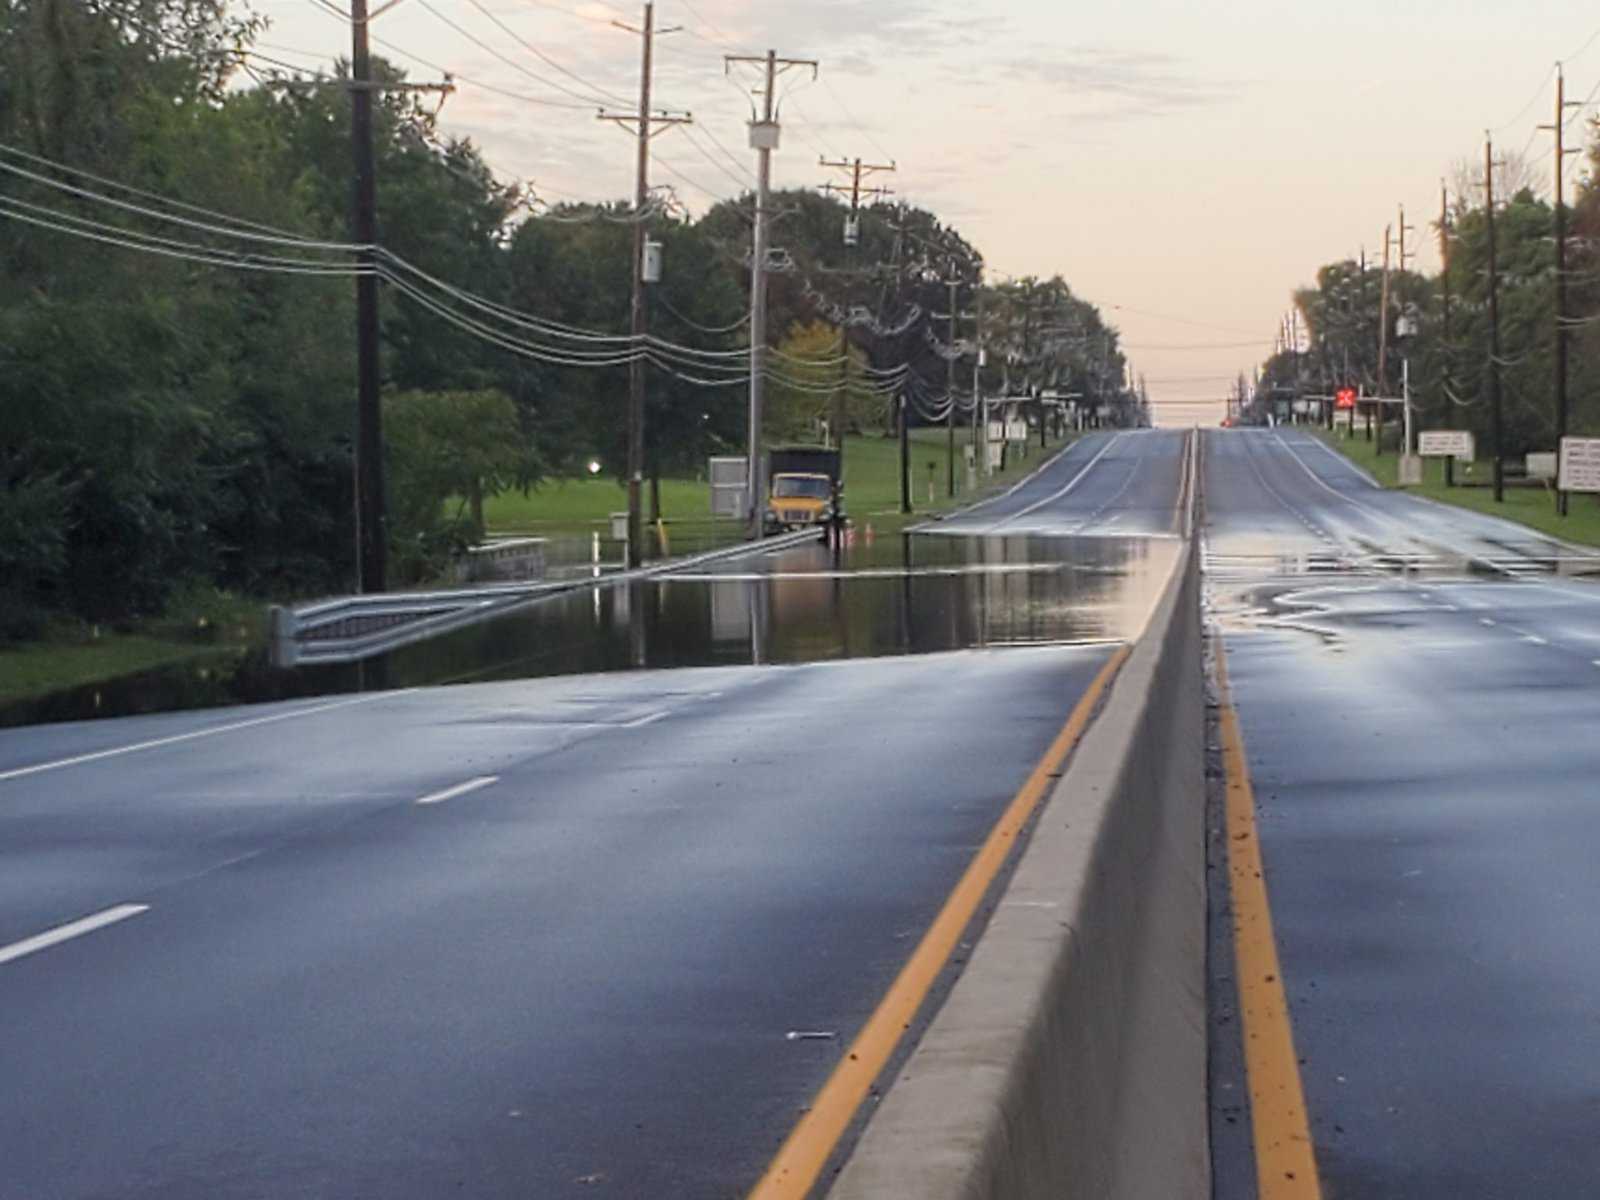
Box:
[1,532,1178,727]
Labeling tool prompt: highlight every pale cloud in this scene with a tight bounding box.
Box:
[1006,47,1241,119]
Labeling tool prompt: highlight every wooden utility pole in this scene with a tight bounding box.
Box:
[898,394,911,513]
[973,278,985,475]
[350,0,383,593]
[1486,132,1504,503]
[726,49,818,536]
[345,0,451,593]
[818,156,894,482]
[1541,64,1583,515]
[946,270,959,496]
[1439,182,1452,376]
[1375,224,1392,456]
[600,4,689,566]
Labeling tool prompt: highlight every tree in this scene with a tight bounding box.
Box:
[384,388,536,584]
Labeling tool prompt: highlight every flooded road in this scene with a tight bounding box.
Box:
[0,428,1191,1199]
[3,431,1186,727]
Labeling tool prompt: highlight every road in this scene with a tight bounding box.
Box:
[922,427,1190,539]
[0,429,1186,1199]
[1206,427,1600,1197]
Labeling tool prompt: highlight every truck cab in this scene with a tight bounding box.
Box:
[762,446,842,536]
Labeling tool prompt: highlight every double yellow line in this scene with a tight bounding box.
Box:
[1214,636,1323,1199]
[748,646,1130,1200]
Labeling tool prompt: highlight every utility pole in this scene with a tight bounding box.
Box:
[1375,224,1392,456]
[898,394,911,513]
[600,4,689,567]
[727,50,818,537]
[946,268,960,496]
[345,0,452,593]
[818,155,894,486]
[973,277,985,477]
[350,0,383,593]
[1439,180,1452,421]
[1396,205,1415,455]
[1486,131,1504,503]
[1541,63,1583,516]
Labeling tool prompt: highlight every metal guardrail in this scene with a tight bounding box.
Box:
[268,525,826,668]
[453,537,547,584]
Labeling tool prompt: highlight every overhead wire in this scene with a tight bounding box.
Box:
[0,197,370,276]
[415,0,615,107]
[459,0,630,105]
[0,152,363,253]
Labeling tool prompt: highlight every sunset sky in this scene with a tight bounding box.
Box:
[257,0,1600,425]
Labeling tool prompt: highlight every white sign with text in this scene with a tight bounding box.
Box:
[1559,437,1600,493]
[1418,430,1475,461]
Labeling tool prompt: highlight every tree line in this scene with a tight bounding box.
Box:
[1251,143,1600,467]
[0,0,1134,639]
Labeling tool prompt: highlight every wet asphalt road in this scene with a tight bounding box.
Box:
[1206,427,1600,1197]
[0,430,1186,1200]
[923,427,1189,539]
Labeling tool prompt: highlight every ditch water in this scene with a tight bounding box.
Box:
[1,529,1180,728]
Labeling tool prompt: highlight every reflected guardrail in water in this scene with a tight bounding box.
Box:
[269,526,825,668]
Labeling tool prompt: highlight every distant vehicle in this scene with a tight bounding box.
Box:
[763,445,842,535]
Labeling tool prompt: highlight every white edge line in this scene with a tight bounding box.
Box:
[415,775,499,806]
[622,711,669,728]
[0,903,150,967]
[987,432,1123,533]
[0,689,419,785]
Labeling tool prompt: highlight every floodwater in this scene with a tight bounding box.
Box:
[1,529,1180,728]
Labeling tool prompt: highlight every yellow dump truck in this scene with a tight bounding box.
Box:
[762,445,842,535]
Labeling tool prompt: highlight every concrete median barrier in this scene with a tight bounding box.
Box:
[829,530,1206,1199]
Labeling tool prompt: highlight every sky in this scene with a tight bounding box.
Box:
[255,0,1600,426]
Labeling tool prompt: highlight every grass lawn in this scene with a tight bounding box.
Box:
[0,591,265,708]
[1313,426,1600,548]
[483,426,1076,536]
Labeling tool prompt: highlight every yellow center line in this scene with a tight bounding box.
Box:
[1213,635,1323,1199]
[748,644,1132,1200]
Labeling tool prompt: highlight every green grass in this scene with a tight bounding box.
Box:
[1313,426,1600,548]
[483,427,1077,537]
[0,590,265,707]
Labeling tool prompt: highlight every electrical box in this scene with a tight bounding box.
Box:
[748,121,780,151]
[642,239,662,284]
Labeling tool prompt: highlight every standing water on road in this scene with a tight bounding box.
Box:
[1,530,1180,727]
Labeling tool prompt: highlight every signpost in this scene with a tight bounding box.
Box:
[1418,430,1475,460]
[1559,436,1600,494]
[1419,430,1472,487]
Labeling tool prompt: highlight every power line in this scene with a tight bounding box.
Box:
[819,75,894,165]
[303,0,599,110]
[0,151,363,252]
[1495,64,1557,133]
[415,0,615,107]
[461,0,631,105]
[0,197,369,276]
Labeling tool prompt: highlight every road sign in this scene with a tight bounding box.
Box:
[1335,387,1357,410]
[1005,420,1028,442]
[1559,437,1600,493]
[1418,430,1474,461]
